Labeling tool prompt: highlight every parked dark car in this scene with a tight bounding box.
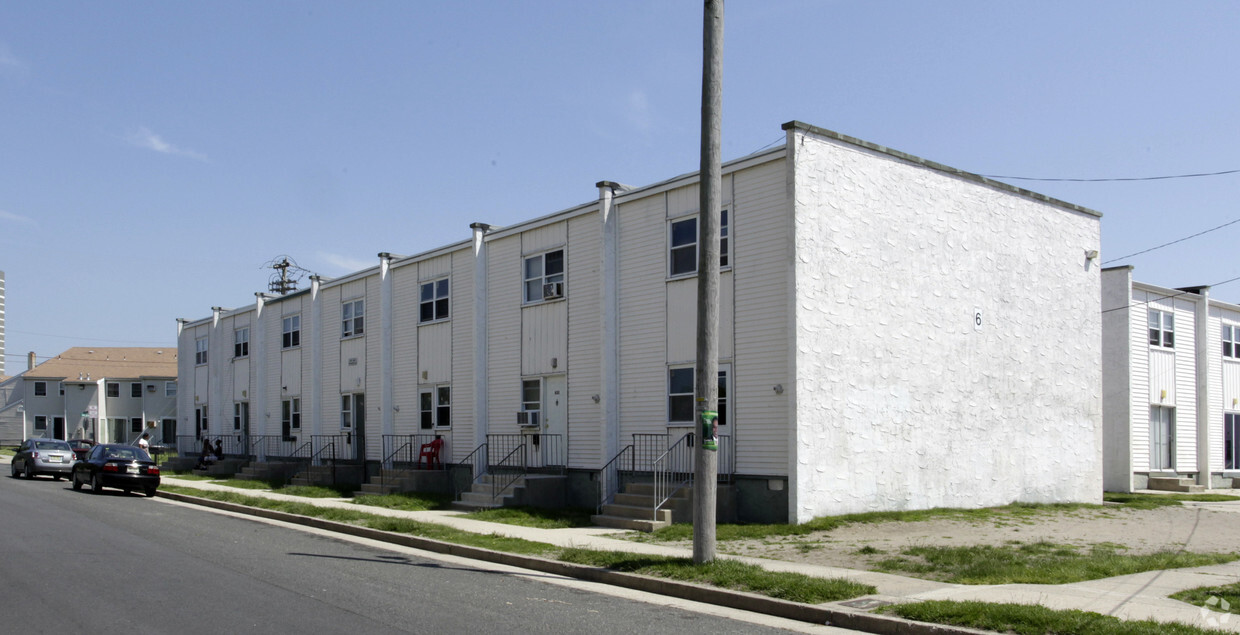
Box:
[11,438,75,480]
[67,438,95,461]
[71,444,160,496]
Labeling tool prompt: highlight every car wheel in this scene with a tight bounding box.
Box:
[9,462,17,478]
[91,473,103,494]
[144,486,157,497]
[71,472,82,491]
[24,463,34,479]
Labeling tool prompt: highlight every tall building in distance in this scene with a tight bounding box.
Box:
[0,270,6,376]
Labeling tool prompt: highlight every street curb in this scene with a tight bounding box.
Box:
[157,489,987,635]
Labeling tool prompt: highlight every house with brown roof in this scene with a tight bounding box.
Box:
[0,347,177,445]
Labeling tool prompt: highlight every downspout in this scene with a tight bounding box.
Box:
[1195,288,1212,488]
[310,276,323,438]
[379,253,395,441]
[211,307,222,439]
[253,294,268,439]
[597,181,624,465]
[471,223,492,451]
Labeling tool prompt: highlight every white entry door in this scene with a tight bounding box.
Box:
[1149,406,1174,471]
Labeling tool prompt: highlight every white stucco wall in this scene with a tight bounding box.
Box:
[787,124,1103,522]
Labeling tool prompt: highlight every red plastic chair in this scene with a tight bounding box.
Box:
[417,438,444,470]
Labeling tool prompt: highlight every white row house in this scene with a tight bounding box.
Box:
[1102,267,1240,491]
[3,347,178,445]
[177,121,1103,524]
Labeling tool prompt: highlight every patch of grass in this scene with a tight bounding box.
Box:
[873,541,1240,584]
[163,471,213,480]
[1104,492,1240,509]
[278,484,355,498]
[1171,582,1240,614]
[643,502,1103,543]
[461,506,595,529]
[855,545,884,555]
[558,548,875,603]
[210,478,280,490]
[352,492,453,512]
[0,446,17,457]
[883,600,1219,635]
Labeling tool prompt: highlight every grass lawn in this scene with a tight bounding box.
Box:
[1171,581,1240,615]
[461,506,595,529]
[884,600,1222,635]
[352,491,452,512]
[1103,491,1240,509]
[871,540,1239,585]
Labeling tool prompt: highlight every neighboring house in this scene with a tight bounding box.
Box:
[15,347,178,445]
[0,373,22,445]
[1102,267,1240,492]
[177,120,1103,524]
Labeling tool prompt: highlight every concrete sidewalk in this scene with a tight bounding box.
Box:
[157,476,1240,632]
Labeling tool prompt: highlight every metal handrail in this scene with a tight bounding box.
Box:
[596,444,634,513]
[652,432,695,522]
[458,442,488,500]
[489,443,526,500]
[486,433,565,473]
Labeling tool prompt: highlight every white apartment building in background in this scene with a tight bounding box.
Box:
[179,120,1103,524]
[1103,267,1240,491]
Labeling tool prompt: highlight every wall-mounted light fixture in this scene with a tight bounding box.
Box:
[394,405,401,412]
[1085,249,1099,261]
[591,394,600,403]
[1160,389,1167,401]
[551,357,558,369]
[773,384,784,395]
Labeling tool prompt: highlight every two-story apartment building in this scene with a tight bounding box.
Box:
[15,347,178,444]
[1103,267,1240,491]
[178,121,1103,524]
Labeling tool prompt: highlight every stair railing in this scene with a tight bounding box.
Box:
[457,442,488,501]
[652,432,695,522]
[596,444,634,514]
[489,443,527,500]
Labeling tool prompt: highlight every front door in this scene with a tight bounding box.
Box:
[353,393,366,462]
[540,375,567,466]
[1150,406,1174,471]
[53,417,65,440]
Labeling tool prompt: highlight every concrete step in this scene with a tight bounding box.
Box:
[589,514,670,532]
[620,482,691,500]
[1148,476,1205,493]
[599,502,672,523]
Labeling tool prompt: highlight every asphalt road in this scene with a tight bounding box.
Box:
[0,473,835,634]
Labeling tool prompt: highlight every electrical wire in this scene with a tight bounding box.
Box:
[980,168,1240,182]
[1101,274,1240,315]
[1102,216,1240,265]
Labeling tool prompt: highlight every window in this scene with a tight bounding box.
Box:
[419,386,451,429]
[720,209,729,268]
[131,382,142,398]
[342,300,364,337]
[131,418,142,434]
[106,383,119,398]
[1149,310,1174,348]
[341,394,364,430]
[419,279,450,323]
[234,327,249,358]
[59,382,64,396]
[165,381,177,397]
[34,381,46,397]
[195,337,209,365]
[34,415,46,431]
[1225,325,1240,359]
[523,249,565,303]
[1227,413,1240,470]
[669,210,729,277]
[161,418,177,444]
[234,402,248,431]
[281,398,301,440]
[282,315,301,348]
[667,366,729,425]
[521,379,541,413]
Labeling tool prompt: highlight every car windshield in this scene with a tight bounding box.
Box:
[103,447,148,461]
[34,440,70,451]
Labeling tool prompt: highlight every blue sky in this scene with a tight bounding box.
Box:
[2,1,1238,370]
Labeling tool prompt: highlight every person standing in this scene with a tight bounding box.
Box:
[137,432,150,452]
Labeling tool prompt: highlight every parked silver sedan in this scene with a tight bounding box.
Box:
[11,438,75,480]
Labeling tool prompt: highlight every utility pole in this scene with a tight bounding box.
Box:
[693,0,723,565]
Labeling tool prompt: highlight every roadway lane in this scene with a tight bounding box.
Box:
[0,474,831,634]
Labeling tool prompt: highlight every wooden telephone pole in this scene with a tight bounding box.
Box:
[693,0,723,565]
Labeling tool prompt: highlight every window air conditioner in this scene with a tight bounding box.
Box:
[542,282,564,300]
[517,410,541,427]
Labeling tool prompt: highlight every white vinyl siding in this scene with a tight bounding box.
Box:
[487,237,522,434]
[566,214,603,467]
[616,193,671,437]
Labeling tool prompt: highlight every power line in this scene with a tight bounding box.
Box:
[1101,274,1240,315]
[981,168,1240,183]
[1102,216,1240,265]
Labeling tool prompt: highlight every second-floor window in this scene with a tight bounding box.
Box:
[342,300,364,337]
[34,381,46,397]
[523,249,565,303]
[195,337,209,365]
[420,279,450,323]
[1149,310,1174,348]
[106,383,119,398]
[165,382,177,397]
[282,315,301,349]
[669,210,729,277]
[1225,325,1240,359]
[234,327,249,358]
[131,382,142,398]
